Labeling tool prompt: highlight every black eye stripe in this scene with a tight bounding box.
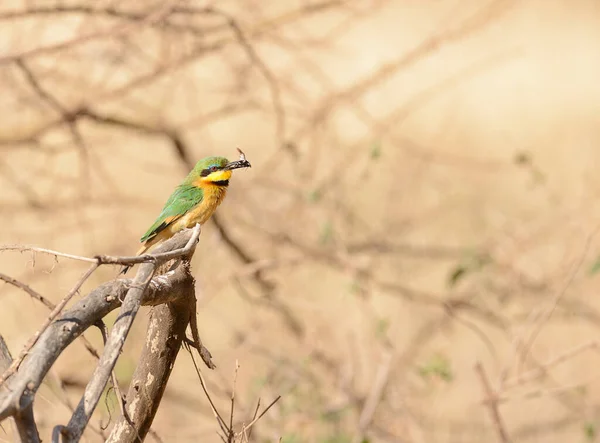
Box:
[200,165,223,176]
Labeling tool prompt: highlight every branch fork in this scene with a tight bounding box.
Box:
[0,224,214,442]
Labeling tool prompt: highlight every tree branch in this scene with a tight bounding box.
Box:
[0,227,202,431]
[0,263,100,386]
[106,264,195,442]
[0,1,182,65]
[475,362,511,443]
[60,226,200,442]
[0,336,40,443]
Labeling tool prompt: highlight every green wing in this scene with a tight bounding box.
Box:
[140,184,204,242]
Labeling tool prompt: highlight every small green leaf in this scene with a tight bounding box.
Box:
[321,435,352,443]
[418,354,453,382]
[320,406,348,423]
[447,252,491,287]
[448,265,467,287]
[375,317,390,340]
[370,142,382,159]
[252,375,268,390]
[308,189,322,203]
[589,257,600,275]
[281,434,302,443]
[348,279,362,295]
[319,221,334,245]
[584,422,596,441]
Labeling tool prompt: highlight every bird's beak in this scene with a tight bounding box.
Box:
[224,148,251,170]
[225,149,251,170]
[224,159,251,170]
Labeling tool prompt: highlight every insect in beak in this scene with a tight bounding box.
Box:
[237,147,247,162]
[224,148,251,170]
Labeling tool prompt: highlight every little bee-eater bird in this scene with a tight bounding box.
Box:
[120,149,251,274]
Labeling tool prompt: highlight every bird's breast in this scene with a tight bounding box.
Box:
[177,185,228,229]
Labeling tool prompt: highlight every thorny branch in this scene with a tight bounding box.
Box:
[186,347,281,443]
[63,225,201,442]
[0,226,212,442]
[0,225,202,388]
[0,0,591,441]
[0,1,183,65]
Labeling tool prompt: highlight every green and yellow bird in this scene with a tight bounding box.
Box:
[121,150,251,274]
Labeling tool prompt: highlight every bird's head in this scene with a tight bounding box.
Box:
[192,149,251,186]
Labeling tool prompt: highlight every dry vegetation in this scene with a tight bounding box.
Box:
[2,0,600,441]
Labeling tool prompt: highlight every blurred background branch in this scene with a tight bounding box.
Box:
[1,0,600,441]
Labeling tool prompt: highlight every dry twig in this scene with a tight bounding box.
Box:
[475,362,511,443]
[0,263,99,386]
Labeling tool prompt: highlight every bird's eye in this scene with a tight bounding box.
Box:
[210,165,218,172]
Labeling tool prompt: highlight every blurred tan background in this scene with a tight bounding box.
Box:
[2,0,600,441]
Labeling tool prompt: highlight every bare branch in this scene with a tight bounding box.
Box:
[503,341,600,390]
[0,244,99,263]
[0,227,201,425]
[0,263,100,386]
[61,225,201,442]
[0,336,40,443]
[207,7,286,147]
[0,270,114,382]
[187,348,229,437]
[475,362,511,443]
[0,5,210,35]
[356,351,393,441]
[187,303,217,370]
[0,224,201,268]
[0,272,54,310]
[514,229,597,377]
[238,395,281,438]
[14,58,70,116]
[244,399,261,442]
[95,321,132,436]
[106,264,195,442]
[228,361,240,442]
[0,1,182,65]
